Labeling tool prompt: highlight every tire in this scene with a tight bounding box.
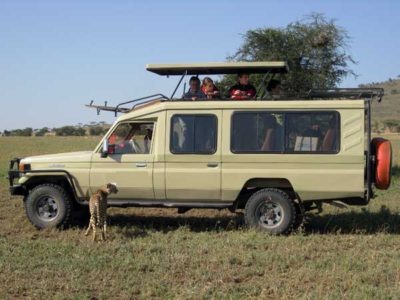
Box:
[24,184,73,229]
[244,188,296,235]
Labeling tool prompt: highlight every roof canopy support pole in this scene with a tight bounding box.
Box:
[255,71,272,99]
[170,70,188,99]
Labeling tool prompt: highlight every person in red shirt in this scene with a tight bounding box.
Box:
[228,73,257,100]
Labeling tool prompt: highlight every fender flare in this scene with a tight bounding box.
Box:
[22,170,80,201]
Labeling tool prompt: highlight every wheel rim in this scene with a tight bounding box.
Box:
[256,199,284,229]
[36,196,59,221]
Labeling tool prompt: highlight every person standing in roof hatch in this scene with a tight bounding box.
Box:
[265,79,282,100]
[201,77,220,99]
[229,73,257,100]
[183,76,206,100]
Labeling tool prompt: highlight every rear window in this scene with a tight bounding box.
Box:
[170,115,217,154]
[285,112,339,153]
[231,111,339,154]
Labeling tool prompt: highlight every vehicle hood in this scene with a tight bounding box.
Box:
[21,151,93,165]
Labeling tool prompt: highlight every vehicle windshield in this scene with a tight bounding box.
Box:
[107,123,154,154]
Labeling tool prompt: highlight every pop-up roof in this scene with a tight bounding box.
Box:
[146,61,289,76]
[87,60,383,116]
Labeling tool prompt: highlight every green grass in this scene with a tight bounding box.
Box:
[0,136,400,299]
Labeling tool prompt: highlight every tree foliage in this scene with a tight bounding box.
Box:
[218,14,356,94]
[35,127,49,137]
[55,126,86,136]
[4,127,33,136]
[89,126,106,136]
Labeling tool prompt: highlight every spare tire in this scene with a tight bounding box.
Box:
[371,138,392,190]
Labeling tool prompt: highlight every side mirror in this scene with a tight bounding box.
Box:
[101,139,109,158]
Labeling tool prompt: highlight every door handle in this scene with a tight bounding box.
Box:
[135,162,147,168]
[207,163,219,168]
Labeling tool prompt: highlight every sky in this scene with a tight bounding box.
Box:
[1,0,399,130]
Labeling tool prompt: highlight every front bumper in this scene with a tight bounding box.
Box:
[9,185,26,196]
[8,158,25,196]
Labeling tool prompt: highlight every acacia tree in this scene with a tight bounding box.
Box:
[219,14,356,94]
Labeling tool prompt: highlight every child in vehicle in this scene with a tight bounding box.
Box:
[201,77,220,99]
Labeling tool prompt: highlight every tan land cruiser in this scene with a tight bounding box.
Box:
[8,62,392,234]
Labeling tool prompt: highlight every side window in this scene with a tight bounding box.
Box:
[285,112,339,153]
[231,112,284,152]
[171,115,217,154]
[108,122,154,155]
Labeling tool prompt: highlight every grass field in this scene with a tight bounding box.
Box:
[370,79,400,122]
[0,136,399,299]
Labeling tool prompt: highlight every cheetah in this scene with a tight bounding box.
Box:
[85,183,118,241]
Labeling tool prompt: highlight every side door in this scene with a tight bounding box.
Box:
[90,121,156,200]
[165,111,222,201]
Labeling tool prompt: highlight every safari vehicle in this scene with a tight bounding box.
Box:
[8,61,392,234]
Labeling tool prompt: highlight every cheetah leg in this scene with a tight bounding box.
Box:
[101,220,107,241]
[85,219,92,236]
[92,223,97,242]
[85,214,95,236]
[99,215,106,241]
[86,203,95,239]
[91,214,98,242]
[96,205,104,242]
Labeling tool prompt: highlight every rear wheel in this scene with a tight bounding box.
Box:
[244,188,296,234]
[24,184,73,229]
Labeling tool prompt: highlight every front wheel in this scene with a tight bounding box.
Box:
[244,188,296,235]
[24,184,73,229]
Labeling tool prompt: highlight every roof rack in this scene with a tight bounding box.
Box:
[86,88,384,116]
[306,88,384,102]
[86,94,169,116]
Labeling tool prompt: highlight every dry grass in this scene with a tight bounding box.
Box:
[369,78,400,122]
[0,136,400,299]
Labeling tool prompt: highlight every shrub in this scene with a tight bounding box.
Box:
[8,128,33,136]
[55,126,86,136]
[89,126,105,136]
[383,119,400,133]
[35,127,49,137]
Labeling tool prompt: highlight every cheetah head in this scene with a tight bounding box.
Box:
[106,182,119,194]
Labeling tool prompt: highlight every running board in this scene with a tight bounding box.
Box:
[105,199,234,209]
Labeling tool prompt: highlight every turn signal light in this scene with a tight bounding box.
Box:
[19,164,31,172]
